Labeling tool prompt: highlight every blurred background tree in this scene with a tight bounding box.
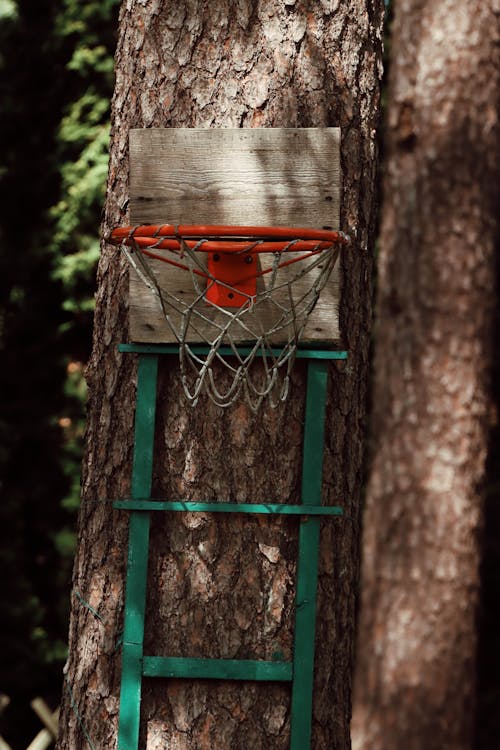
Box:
[0,0,118,746]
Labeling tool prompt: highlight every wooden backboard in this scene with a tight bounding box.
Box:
[128,128,342,344]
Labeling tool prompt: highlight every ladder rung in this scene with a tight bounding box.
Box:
[118,343,348,361]
[113,500,343,516]
[142,656,293,682]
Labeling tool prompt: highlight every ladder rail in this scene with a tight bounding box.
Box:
[118,354,159,750]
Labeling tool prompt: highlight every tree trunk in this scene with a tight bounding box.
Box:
[352,2,500,749]
[58,1,383,748]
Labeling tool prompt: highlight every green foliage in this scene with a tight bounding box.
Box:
[0,0,17,20]
[0,0,118,745]
[49,0,119,571]
[68,43,115,76]
[50,97,110,322]
[50,0,119,340]
[55,0,118,39]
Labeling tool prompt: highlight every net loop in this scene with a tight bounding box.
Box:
[108,224,349,411]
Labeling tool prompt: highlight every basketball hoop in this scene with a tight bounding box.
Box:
[108,224,349,410]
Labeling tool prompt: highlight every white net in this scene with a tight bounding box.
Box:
[112,225,348,411]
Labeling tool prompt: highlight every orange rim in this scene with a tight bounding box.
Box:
[109,224,349,254]
[109,224,348,305]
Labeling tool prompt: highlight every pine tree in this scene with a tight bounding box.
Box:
[58,2,383,747]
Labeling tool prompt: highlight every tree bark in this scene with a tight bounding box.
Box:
[58,1,383,748]
[352,2,500,749]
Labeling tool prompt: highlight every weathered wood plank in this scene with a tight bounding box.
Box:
[30,699,59,738]
[130,128,340,227]
[128,128,342,344]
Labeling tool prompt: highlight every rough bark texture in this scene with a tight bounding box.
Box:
[352,2,500,749]
[58,1,383,748]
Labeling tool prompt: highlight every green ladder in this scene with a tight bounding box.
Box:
[114,344,347,749]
